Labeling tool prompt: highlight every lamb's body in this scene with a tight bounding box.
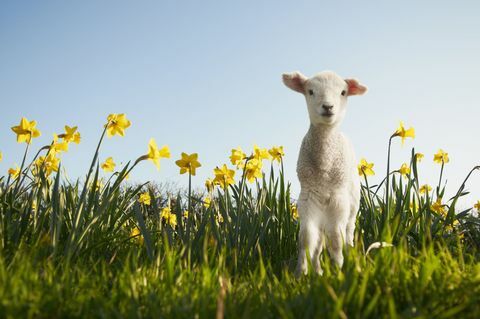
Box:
[281,70,367,276]
[296,125,360,273]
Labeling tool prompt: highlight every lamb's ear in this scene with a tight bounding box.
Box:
[345,78,368,96]
[282,71,308,94]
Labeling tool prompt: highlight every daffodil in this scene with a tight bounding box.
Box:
[35,154,60,177]
[160,207,177,228]
[244,158,263,183]
[175,152,201,176]
[11,117,41,144]
[205,178,214,193]
[130,227,144,245]
[101,157,116,172]
[50,134,69,155]
[146,138,170,170]
[213,164,235,189]
[95,179,104,191]
[204,196,211,208]
[433,149,449,164]
[230,147,246,168]
[8,165,20,180]
[393,121,415,145]
[419,184,432,195]
[291,204,299,220]
[60,125,81,144]
[138,192,151,206]
[358,158,375,177]
[268,146,285,163]
[106,113,131,137]
[215,213,224,225]
[415,153,424,162]
[253,145,271,161]
[431,198,446,215]
[183,210,189,219]
[398,163,410,178]
[409,199,418,213]
[474,200,480,212]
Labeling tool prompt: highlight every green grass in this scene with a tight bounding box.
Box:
[1,122,479,318]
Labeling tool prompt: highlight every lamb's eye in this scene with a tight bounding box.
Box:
[341,90,347,96]
[308,89,314,96]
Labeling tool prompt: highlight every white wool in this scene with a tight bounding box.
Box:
[282,70,367,276]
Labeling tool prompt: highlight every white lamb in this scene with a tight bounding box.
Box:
[282,70,367,276]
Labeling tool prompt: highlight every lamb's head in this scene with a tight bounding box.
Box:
[282,70,367,127]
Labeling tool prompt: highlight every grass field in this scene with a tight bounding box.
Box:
[1,115,479,318]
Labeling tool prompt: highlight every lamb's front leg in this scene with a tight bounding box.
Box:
[295,222,320,277]
[326,195,350,267]
[326,226,344,267]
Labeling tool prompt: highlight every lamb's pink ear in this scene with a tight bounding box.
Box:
[282,71,308,94]
[345,78,368,96]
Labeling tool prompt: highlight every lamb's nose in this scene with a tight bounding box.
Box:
[322,104,333,111]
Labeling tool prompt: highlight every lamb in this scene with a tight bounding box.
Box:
[282,70,367,276]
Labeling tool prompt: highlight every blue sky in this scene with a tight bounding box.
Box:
[1,1,479,206]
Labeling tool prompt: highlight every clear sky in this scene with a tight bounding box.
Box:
[1,1,479,207]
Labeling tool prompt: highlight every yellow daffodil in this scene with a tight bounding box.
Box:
[60,125,81,144]
[474,200,480,212]
[415,153,424,162]
[291,204,299,220]
[215,213,224,225]
[106,113,131,137]
[8,165,20,180]
[204,196,211,208]
[393,121,415,145]
[130,227,144,245]
[101,157,116,172]
[433,149,449,164]
[205,178,214,193]
[138,192,151,206]
[160,207,177,228]
[268,146,285,163]
[213,164,235,189]
[35,154,60,177]
[244,158,263,183]
[419,184,432,195]
[230,147,246,168]
[175,152,201,176]
[398,163,410,177]
[431,198,446,215]
[253,145,271,161]
[183,210,189,219]
[146,138,170,170]
[409,199,418,213]
[11,117,41,144]
[160,207,171,219]
[358,158,375,177]
[95,179,104,191]
[50,134,69,155]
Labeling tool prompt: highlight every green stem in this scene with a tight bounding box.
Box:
[437,161,445,198]
[14,142,31,193]
[384,136,393,234]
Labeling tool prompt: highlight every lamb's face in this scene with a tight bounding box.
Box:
[282,70,367,127]
[304,72,348,126]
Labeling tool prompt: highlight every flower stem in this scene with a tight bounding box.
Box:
[14,142,31,193]
[384,136,393,234]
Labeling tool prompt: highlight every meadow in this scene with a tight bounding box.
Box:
[0,114,479,318]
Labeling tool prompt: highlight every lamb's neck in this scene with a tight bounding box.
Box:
[307,124,340,142]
